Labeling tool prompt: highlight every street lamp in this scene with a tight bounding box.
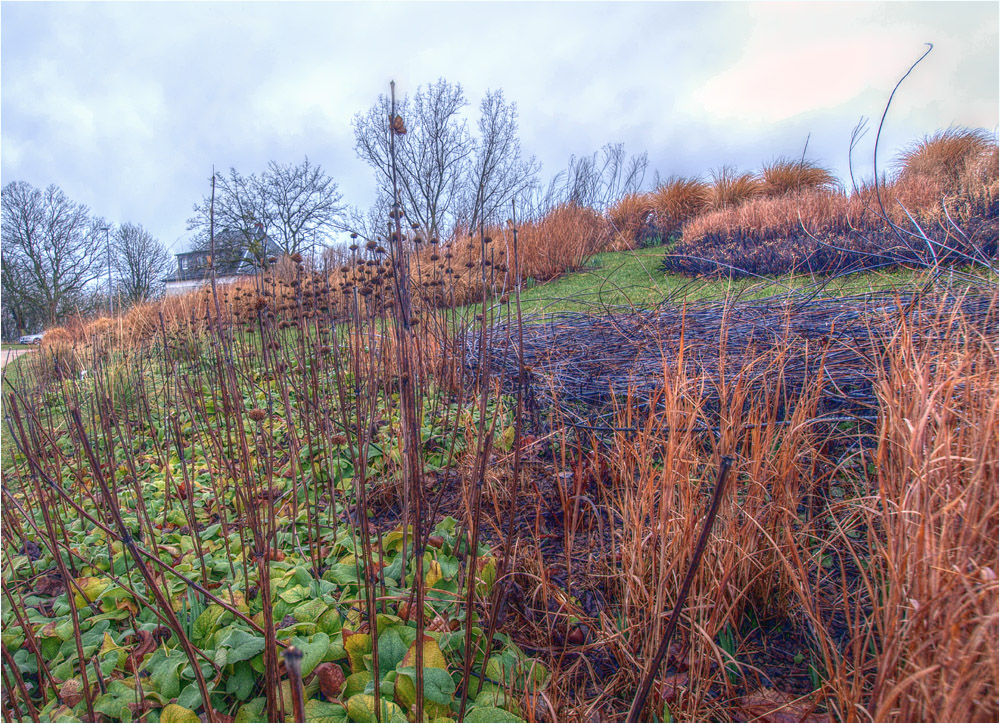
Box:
[101,226,111,315]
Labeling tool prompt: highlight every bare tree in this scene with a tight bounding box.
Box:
[353,78,474,238]
[1,181,102,326]
[188,158,344,258]
[188,167,269,256]
[544,142,648,210]
[462,89,540,230]
[112,222,174,305]
[265,158,344,256]
[1,251,41,338]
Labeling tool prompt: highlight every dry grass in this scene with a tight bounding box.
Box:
[489,290,998,721]
[648,177,711,240]
[896,126,997,195]
[707,166,762,211]
[758,157,840,198]
[682,188,851,244]
[606,193,655,250]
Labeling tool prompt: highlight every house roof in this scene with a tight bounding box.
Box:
[163,229,283,283]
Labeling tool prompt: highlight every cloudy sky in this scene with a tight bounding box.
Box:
[2,1,997,253]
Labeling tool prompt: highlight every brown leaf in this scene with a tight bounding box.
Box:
[126,626,171,673]
[665,641,690,673]
[654,671,689,706]
[428,615,451,634]
[35,572,65,597]
[59,678,84,707]
[738,688,828,723]
[314,662,346,699]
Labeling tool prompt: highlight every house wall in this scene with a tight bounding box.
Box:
[164,276,243,297]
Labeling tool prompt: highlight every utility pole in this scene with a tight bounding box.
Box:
[101,226,112,315]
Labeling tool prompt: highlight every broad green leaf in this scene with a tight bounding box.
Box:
[93,691,133,722]
[148,648,188,700]
[219,628,267,663]
[293,598,329,624]
[192,604,227,643]
[316,607,342,636]
[279,585,311,604]
[395,666,456,713]
[375,626,409,677]
[160,703,201,723]
[463,705,524,723]
[344,633,371,673]
[341,671,371,699]
[304,698,348,723]
[176,682,203,711]
[290,633,330,677]
[234,697,266,723]
[346,693,407,723]
[226,660,256,701]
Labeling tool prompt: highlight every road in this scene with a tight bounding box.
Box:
[1,348,32,369]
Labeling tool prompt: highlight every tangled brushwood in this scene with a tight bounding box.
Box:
[470,288,999,424]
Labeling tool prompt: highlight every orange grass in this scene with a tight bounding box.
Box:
[707,166,762,211]
[489,290,998,721]
[758,157,840,198]
[648,176,711,240]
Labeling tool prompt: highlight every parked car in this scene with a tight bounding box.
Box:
[17,333,44,345]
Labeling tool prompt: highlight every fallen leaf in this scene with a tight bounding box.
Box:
[739,688,828,722]
[654,671,689,705]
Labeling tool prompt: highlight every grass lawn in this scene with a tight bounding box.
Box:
[1,343,31,351]
[469,245,947,319]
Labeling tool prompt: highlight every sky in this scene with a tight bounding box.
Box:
[2,1,997,254]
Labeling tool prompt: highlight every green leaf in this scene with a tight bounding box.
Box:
[93,691,133,722]
[290,633,330,677]
[193,604,227,643]
[175,681,201,711]
[148,648,188,700]
[344,633,371,673]
[346,693,407,723]
[395,665,456,706]
[375,626,409,677]
[304,698,348,723]
[341,671,372,699]
[316,608,343,636]
[293,598,329,624]
[219,628,267,663]
[160,703,201,723]
[279,585,311,604]
[463,705,524,723]
[226,660,257,701]
[234,697,266,723]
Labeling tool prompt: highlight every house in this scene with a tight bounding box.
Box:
[163,228,281,296]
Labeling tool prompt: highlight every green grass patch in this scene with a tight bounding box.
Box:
[476,246,952,319]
